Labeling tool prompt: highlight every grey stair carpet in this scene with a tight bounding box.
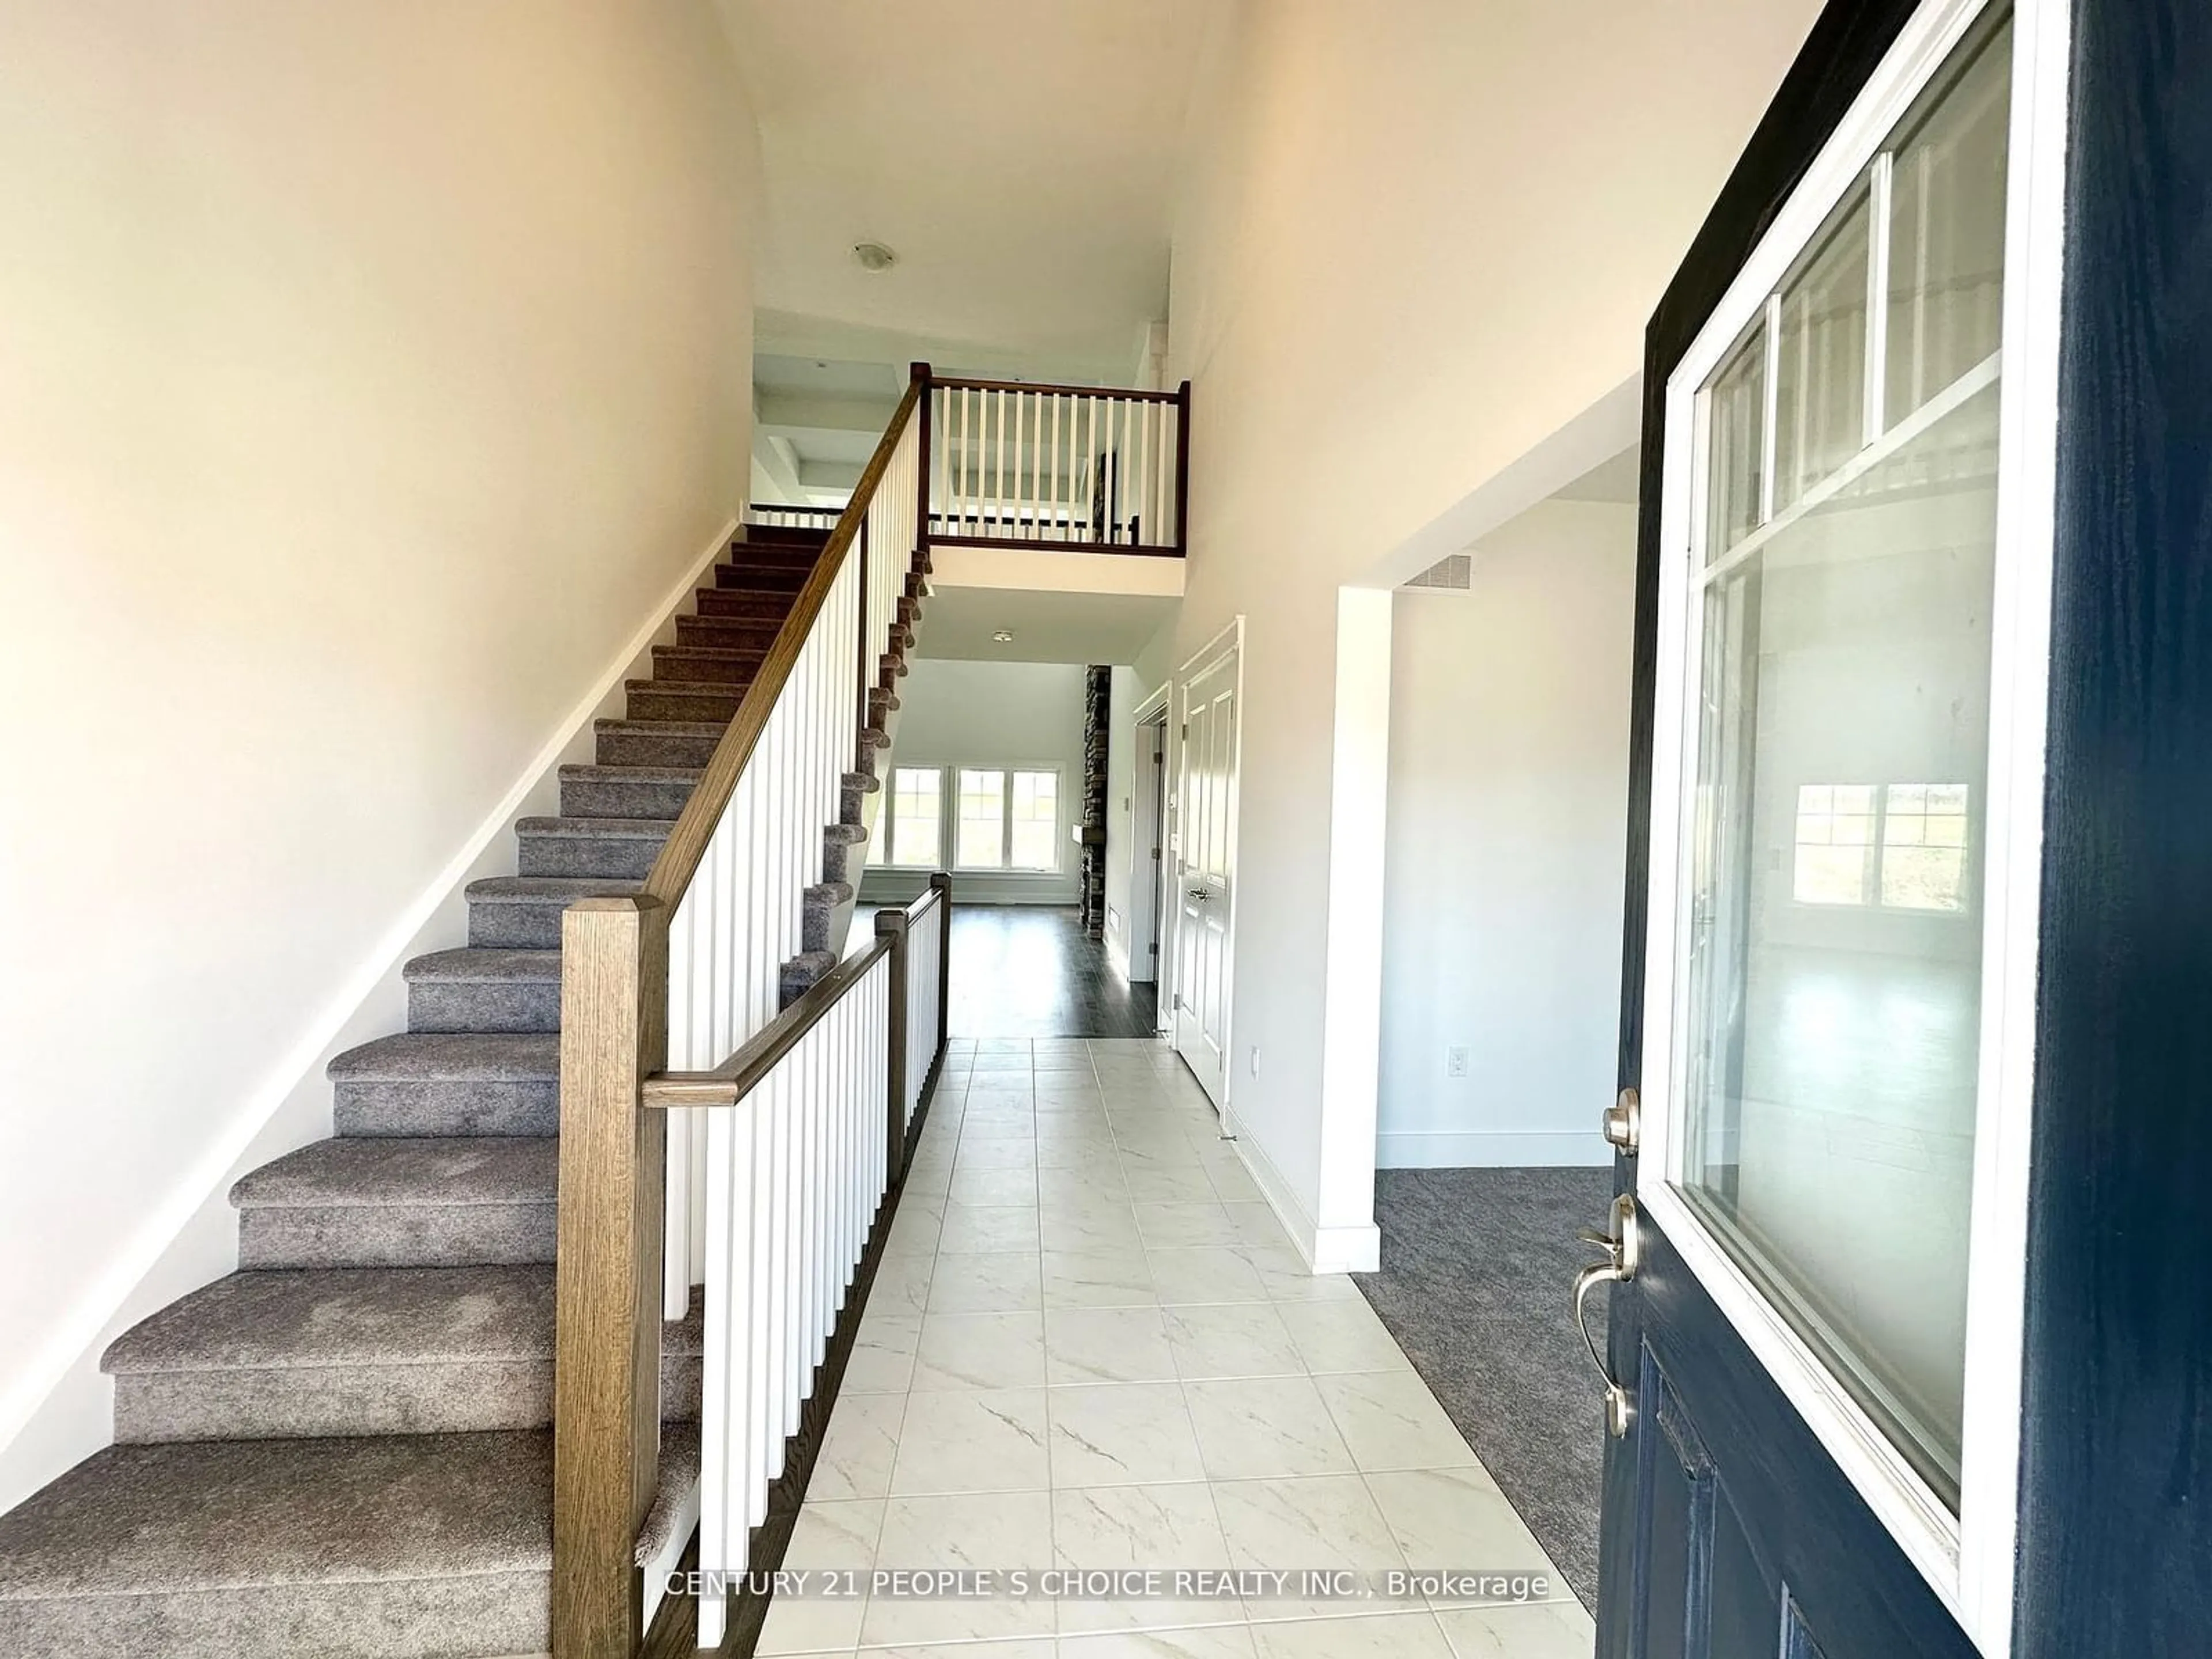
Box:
[1354,1165,1615,1609]
[0,522,929,1656]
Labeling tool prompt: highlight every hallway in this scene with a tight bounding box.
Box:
[760,1037,1593,1657]
[948,907,1158,1040]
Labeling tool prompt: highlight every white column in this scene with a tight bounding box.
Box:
[1313,585,1391,1272]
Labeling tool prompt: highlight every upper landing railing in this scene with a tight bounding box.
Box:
[756,364,1191,559]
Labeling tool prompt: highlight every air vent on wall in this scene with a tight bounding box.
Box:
[1402,553,1472,592]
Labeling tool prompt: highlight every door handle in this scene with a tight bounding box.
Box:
[1187,888,1208,902]
[1572,1193,1640,1438]
[1601,1087,1641,1154]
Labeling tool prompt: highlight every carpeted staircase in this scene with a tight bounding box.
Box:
[0,524,927,1656]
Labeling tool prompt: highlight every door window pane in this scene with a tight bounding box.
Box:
[889,767,941,868]
[956,768,1006,869]
[1885,28,2010,427]
[1676,17,2010,1506]
[1704,329,1767,560]
[1774,191,1870,512]
[1009,770,1059,870]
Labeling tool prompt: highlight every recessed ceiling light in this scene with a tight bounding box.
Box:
[992,630,1014,643]
[853,241,897,272]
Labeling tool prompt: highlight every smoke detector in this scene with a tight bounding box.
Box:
[852,241,897,273]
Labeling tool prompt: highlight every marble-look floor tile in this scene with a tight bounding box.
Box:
[1249,1611,1455,1658]
[1037,1138,1124,1172]
[845,1313,921,1393]
[1241,1247,1363,1304]
[1047,1381,1209,1487]
[811,1392,906,1500]
[862,1491,1058,1646]
[1047,1306,1179,1385]
[755,1499,880,1656]
[870,1255,937,1319]
[1043,1249,1157,1310]
[1147,1248,1270,1306]
[1043,1165,1130,1203]
[902,1158,955,1198]
[1205,1162,1266,1205]
[939,1203,1044,1255]
[1162,1302,1304,1381]
[1315,1371,1478,1472]
[1277,1298,1412,1374]
[1363,1467,1561,1600]
[929,1250,1044,1315]
[1059,1626,1259,1658]
[1134,1202,1241,1249]
[1183,1377,1356,1480]
[1210,1475,1414,1620]
[883,1205,944,1261]
[912,1312,1048,1392]
[890,1388,1050,1495]
[1222,1202,1293,1251]
[950,1166,1041,1206]
[1433,1599,1597,1658]
[1126,1164,1222,1203]
[957,1136,1041,1169]
[1052,1482,1243,1634]
[1041,1205,1147,1254]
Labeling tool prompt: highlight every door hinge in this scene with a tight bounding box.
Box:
[1150,847,1161,860]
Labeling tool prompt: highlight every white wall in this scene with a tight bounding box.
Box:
[1160,0,1820,1257]
[1379,501,1638,1169]
[859,659,1089,906]
[0,0,758,1508]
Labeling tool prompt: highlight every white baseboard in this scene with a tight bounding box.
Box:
[1221,1108,1381,1275]
[0,515,738,1513]
[1376,1128,1614,1169]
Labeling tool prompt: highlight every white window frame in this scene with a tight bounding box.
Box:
[1790,781,1976,913]
[1632,0,2068,1652]
[880,764,947,872]
[882,761,1067,876]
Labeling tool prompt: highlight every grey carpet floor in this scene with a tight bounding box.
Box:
[1355,1166,1615,1608]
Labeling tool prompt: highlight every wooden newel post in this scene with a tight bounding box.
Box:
[877,906,910,1184]
[552,896,669,1659]
[911,361,933,557]
[931,872,953,1067]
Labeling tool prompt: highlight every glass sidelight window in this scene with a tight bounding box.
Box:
[1674,15,2013,1506]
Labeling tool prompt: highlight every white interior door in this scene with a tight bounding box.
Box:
[1174,648,1237,1104]
[1125,715,1168,987]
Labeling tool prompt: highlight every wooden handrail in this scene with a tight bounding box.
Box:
[639,879,949,1113]
[642,373,924,908]
[640,934,893,1111]
[929,373,1182,404]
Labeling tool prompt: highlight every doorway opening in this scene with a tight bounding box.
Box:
[1354,448,1642,1610]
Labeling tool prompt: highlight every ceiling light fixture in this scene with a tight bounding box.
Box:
[992,630,1014,643]
[852,241,897,272]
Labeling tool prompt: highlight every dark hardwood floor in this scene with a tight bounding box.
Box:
[946,904,1160,1038]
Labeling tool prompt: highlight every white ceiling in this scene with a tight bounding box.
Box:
[915,586,1179,665]
[719,0,1222,387]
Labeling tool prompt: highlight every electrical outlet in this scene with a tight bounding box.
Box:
[1445,1046,1470,1078]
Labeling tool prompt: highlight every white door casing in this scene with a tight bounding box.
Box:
[1174,640,1240,1105]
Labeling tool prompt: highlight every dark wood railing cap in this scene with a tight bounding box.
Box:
[641,933,893,1112]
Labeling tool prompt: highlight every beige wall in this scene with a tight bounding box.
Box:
[0,0,757,1499]
[1163,0,1821,1240]
[1381,502,1638,1168]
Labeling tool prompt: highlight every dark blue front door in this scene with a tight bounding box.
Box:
[1590,2,2062,1654]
